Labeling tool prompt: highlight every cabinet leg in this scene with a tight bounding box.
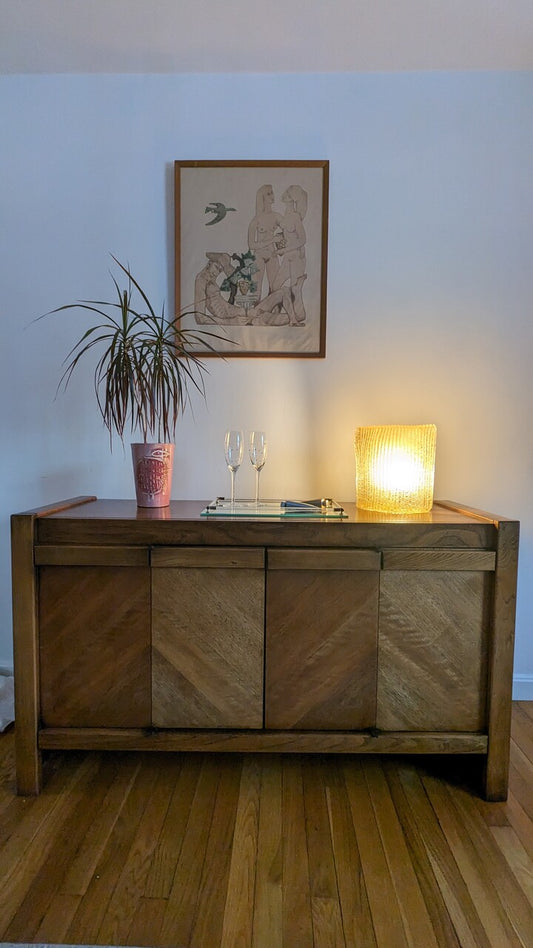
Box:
[11,512,43,795]
[483,519,518,803]
[483,746,510,802]
[16,730,42,796]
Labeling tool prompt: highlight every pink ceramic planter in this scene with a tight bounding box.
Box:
[131,443,175,507]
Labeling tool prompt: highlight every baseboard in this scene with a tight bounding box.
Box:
[513,675,533,701]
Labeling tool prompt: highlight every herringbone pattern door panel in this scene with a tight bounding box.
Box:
[265,566,379,729]
[39,565,151,727]
[152,563,264,728]
[377,570,491,730]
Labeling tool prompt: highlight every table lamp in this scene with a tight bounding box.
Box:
[354,424,437,514]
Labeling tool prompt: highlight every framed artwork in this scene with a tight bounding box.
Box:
[174,160,329,358]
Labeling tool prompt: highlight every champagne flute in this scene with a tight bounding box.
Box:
[249,430,267,506]
[224,429,243,506]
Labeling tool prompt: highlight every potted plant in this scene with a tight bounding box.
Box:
[41,255,223,507]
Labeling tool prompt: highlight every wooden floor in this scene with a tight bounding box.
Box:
[1,706,533,947]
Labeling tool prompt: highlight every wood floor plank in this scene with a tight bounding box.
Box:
[1,705,533,947]
[362,758,440,947]
[5,754,124,941]
[473,793,510,828]
[515,700,533,728]
[425,851,483,948]
[33,893,81,944]
[0,752,77,851]
[281,756,314,947]
[512,734,533,778]
[302,757,342,902]
[383,760,461,947]
[189,756,243,948]
[221,756,261,948]
[144,754,201,899]
[311,896,345,948]
[517,700,533,720]
[490,825,533,905]
[0,754,100,935]
[343,759,409,947]
[509,746,533,825]
[158,756,222,947]
[325,767,377,948]
[0,749,89,856]
[302,758,346,947]
[445,779,533,945]
[506,789,533,861]
[422,773,525,946]
[394,761,489,947]
[64,754,165,945]
[512,707,533,766]
[126,896,166,946]
[251,756,283,948]
[60,755,141,896]
[96,755,183,946]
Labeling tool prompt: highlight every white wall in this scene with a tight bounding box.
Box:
[1,71,532,691]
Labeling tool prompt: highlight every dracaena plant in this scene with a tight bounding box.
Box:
[40,255,223,445]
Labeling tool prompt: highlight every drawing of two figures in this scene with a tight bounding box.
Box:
[194,184,308,328]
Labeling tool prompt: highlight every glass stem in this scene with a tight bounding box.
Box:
[230,469,236,505]
[255,469,260,505]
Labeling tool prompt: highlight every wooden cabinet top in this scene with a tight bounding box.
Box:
[13,496,518,551]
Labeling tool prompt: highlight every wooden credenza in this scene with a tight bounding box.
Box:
[11,497,519,799]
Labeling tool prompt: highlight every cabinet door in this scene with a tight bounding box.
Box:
[152,547,265,729]
[38,547,151,727]
[377,549,495,731]
[265,549,380,730]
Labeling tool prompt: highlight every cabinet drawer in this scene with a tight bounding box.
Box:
[151,546,265,569]
[35,545,149,566]
[267,548,380,571]
[382,549,496,571]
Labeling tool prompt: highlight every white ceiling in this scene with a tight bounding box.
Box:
[1,0,533,74]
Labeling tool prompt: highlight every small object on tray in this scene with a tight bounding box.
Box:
[201,498,346,517]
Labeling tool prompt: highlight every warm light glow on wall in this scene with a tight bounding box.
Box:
[354,424,437,514]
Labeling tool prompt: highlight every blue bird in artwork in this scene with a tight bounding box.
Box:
[205,202,236,225]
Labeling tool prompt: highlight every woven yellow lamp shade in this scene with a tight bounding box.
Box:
[354,424,437,514]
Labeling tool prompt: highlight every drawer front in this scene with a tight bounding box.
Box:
[35,545,149,566]
[382,549,496,571]
[267,548,380,571]
[151,546,265,569]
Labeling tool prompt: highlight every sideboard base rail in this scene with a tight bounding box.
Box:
[38,727,488,756]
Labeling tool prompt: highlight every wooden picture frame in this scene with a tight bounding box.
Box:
[174,160,329,358]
